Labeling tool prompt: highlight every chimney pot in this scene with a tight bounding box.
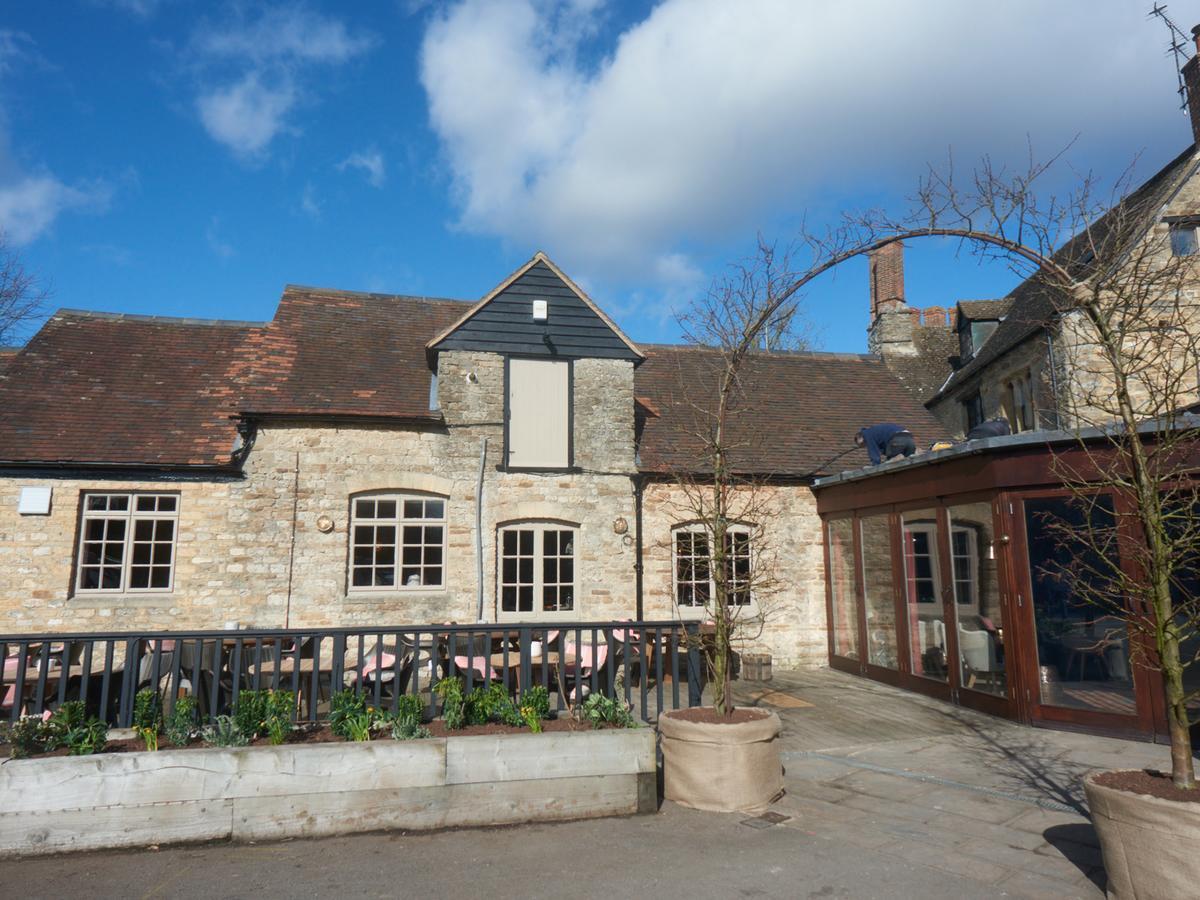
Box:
[868,241,905,320]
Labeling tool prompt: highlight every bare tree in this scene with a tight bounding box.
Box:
[667,240,808,716]
[727,146,1200,787]
[0,233,49,346]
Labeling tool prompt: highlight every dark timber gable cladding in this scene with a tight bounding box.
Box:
[430,258,642,362]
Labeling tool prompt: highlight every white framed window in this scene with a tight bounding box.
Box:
[950,526,980,608]
[672,523,754,613]
[498,522,577,619]
[903,521,977,606]
[76,492,179,593]
[1004,370,1035,433]
[349,494,446,591]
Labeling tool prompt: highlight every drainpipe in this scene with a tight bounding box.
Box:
[633,474,645,620]
[284,449,299,629]
[476,437,488,622]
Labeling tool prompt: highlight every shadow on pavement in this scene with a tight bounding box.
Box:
[1044,823,1105,891]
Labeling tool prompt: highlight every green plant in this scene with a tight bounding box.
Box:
[165,696,199,747]
[6,714,55,758]
[64,718,109,755]
[132,689,162,751]
[579,693,637,729]
[391,720,432,741]
[520,704,543,734]
[392,693,426,730]
[464,682,519,727]
[521,685,551,722]
[263,690,296,745]
[203,715,250,747]
[329,690,375,741]
[434,678,465,730]
[234,689,269,740]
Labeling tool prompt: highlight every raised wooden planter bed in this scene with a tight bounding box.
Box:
[0,728,656,858]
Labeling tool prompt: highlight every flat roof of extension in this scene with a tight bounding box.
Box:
[811,415,1200,490]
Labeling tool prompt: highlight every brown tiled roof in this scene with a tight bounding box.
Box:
[0,347,17,376]
[0,311,260,467]
[957,299,1012,320]
[234,286,469,418]
[935,145,1199,400]
[0,288,947,474]
[635,345,944,477]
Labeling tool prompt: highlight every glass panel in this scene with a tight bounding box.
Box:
[158,496,177,512]
[827,519,859,660]
[355,499,375,519]
[903,510,947,681]
[136,496,156,512]
[950,503,1006,697]
[377,500,397,519]
[150,567,170,589]
[403,500,423,519]
[108,496,129,511]
[425,500,444,519]
[86,495,109,511]
[1024,496,1134,714]
[860,514,898,669]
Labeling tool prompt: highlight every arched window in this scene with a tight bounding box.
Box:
[349,493,446,591]
[497,521,578,619]
[672,522,755,612]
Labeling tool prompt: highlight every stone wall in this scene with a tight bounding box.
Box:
[640,482,828,668]
[0,348,827,669]
[929,331,1061,435]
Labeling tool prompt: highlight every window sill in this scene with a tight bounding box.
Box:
[343,590,450,604]
[71,593,175,608]
[495,465,581,475]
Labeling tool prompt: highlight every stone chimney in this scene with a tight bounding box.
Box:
[867,241,916,357]
[1184,26,1200,147]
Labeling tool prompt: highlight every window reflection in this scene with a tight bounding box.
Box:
[949,503,1006,696]
[828,519,859,659]
[860,515,898,669]
[1024,496,1134,714]
[903,510,947,681]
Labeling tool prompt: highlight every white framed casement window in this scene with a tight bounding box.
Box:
[506,357,571,469]
[903,521,977,607]
[349,494,446,591]
[75,492,179,593]
[497,522,577,619]
[1004,370,1036,433]
[671,523,755,616]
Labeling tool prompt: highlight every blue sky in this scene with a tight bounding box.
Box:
[0,1,1192,351]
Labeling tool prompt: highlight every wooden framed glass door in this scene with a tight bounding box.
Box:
[1012,492,1157,737]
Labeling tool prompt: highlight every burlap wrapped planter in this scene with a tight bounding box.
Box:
[1084,772,1200,900]
[658,708,783,812]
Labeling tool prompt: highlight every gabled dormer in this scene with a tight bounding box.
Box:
[428,252,643,472]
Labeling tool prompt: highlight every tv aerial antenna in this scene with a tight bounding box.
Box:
[1150,3,1194,112]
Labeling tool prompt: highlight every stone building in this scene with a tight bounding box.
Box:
[868,32,1200,437]
[0,252,939,667]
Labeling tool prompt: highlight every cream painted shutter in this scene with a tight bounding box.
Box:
[508,359,569,468]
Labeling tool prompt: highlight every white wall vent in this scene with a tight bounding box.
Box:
[18,486,52,515]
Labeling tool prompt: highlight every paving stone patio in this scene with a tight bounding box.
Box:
[0,667,1177,899]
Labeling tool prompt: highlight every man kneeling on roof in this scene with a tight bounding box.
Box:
[855,423,916,465]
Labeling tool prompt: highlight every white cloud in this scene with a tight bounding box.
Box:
[0,174,111,245]
[337,147,386,187]
[205,216,235,259]
[301,181,321,219]
[191,7,375,159]
[196,73,296,159]
[419,0,1181,287]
